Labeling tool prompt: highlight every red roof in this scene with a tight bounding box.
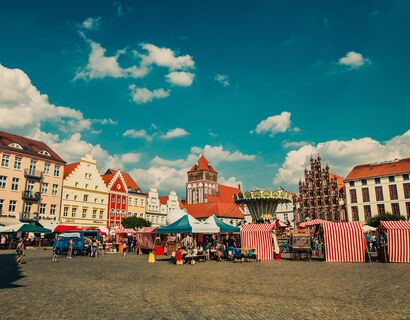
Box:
[182,202,244,219]
[0,130,65,163]
[102,169,140,191]
[329,173,345,190]
[346,158,410,180]
[101,173,115,186]
[159,196,169,205]
[218,184,240,202]
[198,155,209,170]
[64,162,80,179]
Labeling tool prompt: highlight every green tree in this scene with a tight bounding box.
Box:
[121,217,151,229]
[366,212,405,228]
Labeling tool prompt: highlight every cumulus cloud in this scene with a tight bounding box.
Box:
[81,17,101,31]
[0,64,92,135]
[253,111,293,137]
[219,176,243,189]
[338,51,370,69]
[281,140,310,149]
[93,118,118,125]
[128,84,169,104]
[161,128,190,139]
[130,166,187,192]
[166,71,194,87]
[214,74,230,87]
[123,129,152,141]
[273,131,410,188]
[140,43,195,70]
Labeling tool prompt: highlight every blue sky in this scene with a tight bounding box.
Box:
[1,0,409,196]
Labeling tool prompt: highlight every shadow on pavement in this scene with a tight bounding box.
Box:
[0,253,25,288]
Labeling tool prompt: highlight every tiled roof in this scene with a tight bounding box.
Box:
[181,202,244,219]
[198,155,209,170]
[218,184,240,202]
[159,196,169,205]
[101,173,115,186]
[329,173,345,190]
[345,158,410,180]
[104,169,140,191]
[64,162,80,179]
[0,130,65,163]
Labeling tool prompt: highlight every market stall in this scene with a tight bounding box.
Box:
[240,223,276,261]
[323,222,366,263]
[156,214,219,234]
[204,215,240,233]
[299,219,326,228]
[135,226,157,251]
[379,221,410,263]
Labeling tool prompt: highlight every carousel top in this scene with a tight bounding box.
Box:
[233,188,293,202]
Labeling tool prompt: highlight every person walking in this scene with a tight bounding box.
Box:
[122,241,128,257]
[67,238,73,259]
[16,239,24,265]
[52,246,58,263]
[1,234,7,249]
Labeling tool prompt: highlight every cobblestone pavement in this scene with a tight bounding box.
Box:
[1,249,409,320]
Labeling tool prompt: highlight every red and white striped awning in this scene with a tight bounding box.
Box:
[299,219,326,228]
[323,222,366,263]
[380,221,410,263]
[240,224,275,261]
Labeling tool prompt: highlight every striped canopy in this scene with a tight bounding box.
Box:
[299,219,326,228]
[380,221,410,263]
[240,223,275,261]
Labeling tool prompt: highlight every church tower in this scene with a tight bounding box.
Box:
[186,155,219,204]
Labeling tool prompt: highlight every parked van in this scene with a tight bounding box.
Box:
[54,230,100,255]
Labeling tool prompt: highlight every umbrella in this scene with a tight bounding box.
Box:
[204,215,240,233]
[157,214,219,234]
[0,223,52,233]
[362,225,377,233]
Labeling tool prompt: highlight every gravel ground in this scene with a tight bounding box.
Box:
[1,248,409,320]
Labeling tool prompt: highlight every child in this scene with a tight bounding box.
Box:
[175,248,183,265]
[52,246,58,263]
[122,242,128,257]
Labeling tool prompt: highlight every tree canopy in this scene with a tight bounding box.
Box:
[366,212,405,228]
[121,217,151,229]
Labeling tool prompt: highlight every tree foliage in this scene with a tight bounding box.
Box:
[366,212,405,228]
[121,217,151,229]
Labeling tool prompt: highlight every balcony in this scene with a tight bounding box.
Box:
[20,212,39,222]
[22,191,41,202]
[24,169,43,180]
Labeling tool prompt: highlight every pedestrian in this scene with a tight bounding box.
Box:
[1,234,7,249]
[102,240,106,255]
[122,241,128,257]
[16,239,24,265]
[67,238,73,259]
[92,239,98,258]
[52,246,58,263]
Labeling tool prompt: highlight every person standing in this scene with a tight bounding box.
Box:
[67,238,73,259]
[122,241,128,257]
[0,234,7,249]
[16,239,24,265]
[52,246,58,263]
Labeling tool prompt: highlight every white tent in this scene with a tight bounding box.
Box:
[188,215,220,234]
[0,223,25,232]
[362,225,377,233]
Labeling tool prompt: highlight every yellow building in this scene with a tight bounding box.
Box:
[60,154,108,229]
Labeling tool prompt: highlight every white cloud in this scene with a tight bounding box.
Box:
[128,84,169,104]
[208,130,218,138]
[0,64,90,135]
[123,129,152,141]
[161,128,190,139]
[281,140,310,149]
[166,71,194,87]
[93,118,118,125]
[120,152,141,164]
[338,51,370,69]
[140,43,195,70]
[273,131,410,188]
[214,74,230,87]
[219,176,243,189]
[150,156,189,168]
[82,17,101,31]
[130,166,187,192]
[254,111,292,137]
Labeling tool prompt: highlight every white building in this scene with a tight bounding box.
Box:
[345,158,410,222]
[145,188,179,227]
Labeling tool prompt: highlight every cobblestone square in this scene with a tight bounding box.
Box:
[1,249,410,320]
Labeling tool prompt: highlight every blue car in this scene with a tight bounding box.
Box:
[54,230,100,255]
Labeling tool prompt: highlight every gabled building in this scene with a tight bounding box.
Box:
[345,158,410,221]
[146,189,179,226]
[60,154,108,229]
[0,131,65,227]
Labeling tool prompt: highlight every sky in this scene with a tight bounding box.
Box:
[1,0,410,196]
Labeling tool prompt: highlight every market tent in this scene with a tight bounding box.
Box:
[0,223,51,233]
[323,222,366,263]
[135,227,157,250]
[54,225,82,233]
[299,219,326,228]
[380,221,410,263]
[240,223,275,261]
[157,214,219,234]
[362,225,377,233]
[204,215,240,233]
[274,219,287,227]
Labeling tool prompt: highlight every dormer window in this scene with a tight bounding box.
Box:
[39,150,51,156]
[8,143,23,149]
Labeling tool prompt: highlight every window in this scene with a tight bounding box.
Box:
[0,176,7,189]
[361,179,367,186]
[0,199,4,214]
[14,157,22,170]
[71,207,77,217]
[82,208,87,218]
[375,186,384,201]
[377,204,385,215]
[24,202,32,213]
[140,199,144,207]
[362,188,370,202]
[75,182,79,187]
[389,176,395,183]
[406,202,410,220]
[39,150,51,156]
[54,165,60,177]
[349,189,357,203]
[140,213,143,218]
[9,200,17,212]
[110,209,115,216]
[94,198,97,203]
[99,210,104,219]
[1,154,9,167]
[349,181,355,187]
[111,195,115,202]
[44,163,50,175]
[375,177,381,184]
[52,184,58,196]
[351,206,359,221]
[39,204,46,215]
[74,195,77,201]
[83,195,88,202]
[389,185,398,200]
[122,197,126,204]
[128,198,132,205]
[403,174,409,181]
[11,178,19,191]
[92,209,97,219]
[117,196,120,203]
[364,205,372,220]
[404,183,410,199]
[8,143,22,149]
[41,183,48,194]
[50,204,56,215]
[134,198,138,206]
[63,207,68,217]
[27,181,34,192]
[391,203,400,216]
[29,160,36,174]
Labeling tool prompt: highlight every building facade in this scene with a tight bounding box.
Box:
[59,154,108,229]
[101,170,128,229]
[0,131,65,228]
[293,156,346,224]
[345,158,410,222]
[146,189,179,227]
